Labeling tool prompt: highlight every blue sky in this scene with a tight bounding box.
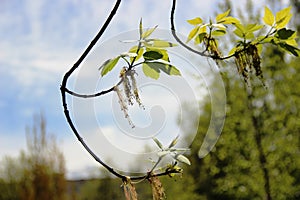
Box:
[0,0,286,179]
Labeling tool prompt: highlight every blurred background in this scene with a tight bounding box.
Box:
[0,0,299,199]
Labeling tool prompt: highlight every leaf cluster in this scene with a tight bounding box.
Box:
[186,6,299,85]
[99,19,181,80]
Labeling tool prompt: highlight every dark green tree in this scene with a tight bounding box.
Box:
[180,1,300,197]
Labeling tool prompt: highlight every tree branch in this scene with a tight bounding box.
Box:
[60,0,125,179]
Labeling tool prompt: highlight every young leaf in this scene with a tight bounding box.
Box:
[143,51,163,60]
[153,137,164,149]
[174,154,191,165]
[129,45,144,62]
[148,62,181,76]
[279,43,299,56]
[212,29,226,36]
[216,9,230,23]
[233,28,244,39]
[149,39,178,48]
[141,25,158,39]
[99,56,120,77]
[263,6,275,26]
[186,26,200,43]
[275,6,292,29]
[194,32,207,45]
[187,17,203,25]
[139,18,143,38]
[168,135,179,148]
[142,63,160,79]
[147,48,169,62]
[211,23,226,30]
[246,24,263,32]
[222,16,240,24]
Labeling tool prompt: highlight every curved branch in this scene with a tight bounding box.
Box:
[169,0,256,61]
[60,0,125,179]
[170,0,212,58]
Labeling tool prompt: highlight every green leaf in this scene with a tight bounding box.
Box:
[194,32,207,45]
[143,51,163,60]
[168,135,179,148]
[186,26,200,43]
[212,29,226,36]
[142,62,160,79]
[278,43,299,56]
[141,25,158,39]
[174,154,191,165]
[286,38,298,46]
[263,6,275,26]
[153,138,164,149]
[187,17,203,25]
[222,16,240,24]
[276,28,296,40]
[246,24,263,32]
[157,63,181,76]
[144,61,181,77]
[233,28,244,39]
[99,56,120,76]
[216,9,230,23]
[211,23,226,30]
[275,6,292,29]
[129,46,144,62]
[147,39,178,48]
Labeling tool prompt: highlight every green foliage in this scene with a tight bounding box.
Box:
[186,6,299,86]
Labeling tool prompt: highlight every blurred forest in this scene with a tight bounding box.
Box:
[1,0,300,199]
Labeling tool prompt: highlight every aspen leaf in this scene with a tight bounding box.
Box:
[263,6,275,26]
[187,17,203,25]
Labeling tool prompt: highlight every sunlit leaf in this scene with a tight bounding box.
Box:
[194,32,207,45]
[143,51,163,60]
[187,17,203,25]
[275,6,292,29]
[216,9,230,23]
[144,61,181,77]
[147,39,178,48]
[99,56,120,77]
[245,32,255,39]
[278,43,299,56]
[212,23,226,30]
[222,16,240,24]
[234,23,245,32]
[186,26,200,43]
[142,63,160,79]
[174,154,191,165]
[263,6,275,26]
[286,38,298,46]
[212,29,226,36]
[233,28,244,39]
[142,25,158,39]
[228,46,237,56]
[246,24,263,32]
